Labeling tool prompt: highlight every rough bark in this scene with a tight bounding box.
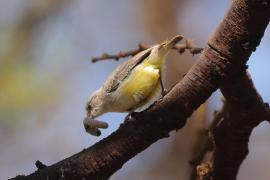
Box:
[11,0,270,179]
[190,72,269,180]
[213,73,268,180]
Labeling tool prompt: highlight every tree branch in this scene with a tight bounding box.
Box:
[91,39,203,63]
[12,0,270,179]
[189,100,225,180]
[91,43,148,63]
[190,72,269,180]
[212,72,268,180]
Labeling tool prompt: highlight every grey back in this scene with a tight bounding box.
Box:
[102,48,152,93]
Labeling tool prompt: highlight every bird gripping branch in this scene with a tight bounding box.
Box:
[84,35,183,136]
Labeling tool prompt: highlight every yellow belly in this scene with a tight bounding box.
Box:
[114,64,160,111]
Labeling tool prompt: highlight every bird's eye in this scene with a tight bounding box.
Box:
[86,104,92,112]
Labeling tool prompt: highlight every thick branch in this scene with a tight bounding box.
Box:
[12,0,270,179]
[191,73,269,180]
[212,73,268,180]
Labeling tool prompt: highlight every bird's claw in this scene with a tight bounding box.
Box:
[162,88,169,96]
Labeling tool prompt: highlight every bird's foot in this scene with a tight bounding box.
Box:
[162,88,169,96]
[124,112,138,123]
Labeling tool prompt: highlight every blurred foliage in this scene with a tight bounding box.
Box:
[0,62,57,114]
[0,0,68,121]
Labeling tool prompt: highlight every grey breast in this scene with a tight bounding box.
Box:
[102,48,152,94]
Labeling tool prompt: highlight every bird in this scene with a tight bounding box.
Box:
[84,35,183,136]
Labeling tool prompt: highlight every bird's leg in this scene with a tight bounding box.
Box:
[124,111,139,123]
[159,76,167,96]
[124,112,132,122]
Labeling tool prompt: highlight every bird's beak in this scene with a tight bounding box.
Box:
[164,35,183,49]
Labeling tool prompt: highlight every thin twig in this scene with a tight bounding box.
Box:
[91,39,203,63]
[173,40,203,55]
[91,43,148,63]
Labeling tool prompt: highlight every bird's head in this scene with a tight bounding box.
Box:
[85,88,106,119]
[84,89,109,136]
[150,35,183,59]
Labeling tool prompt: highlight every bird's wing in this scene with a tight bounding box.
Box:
[103,48,152,93]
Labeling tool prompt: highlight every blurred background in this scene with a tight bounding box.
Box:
[0,0,270,179]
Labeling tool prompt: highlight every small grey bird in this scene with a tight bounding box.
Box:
[84,35,183,136]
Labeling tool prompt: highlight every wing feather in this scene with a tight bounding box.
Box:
[102,48,152,93]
